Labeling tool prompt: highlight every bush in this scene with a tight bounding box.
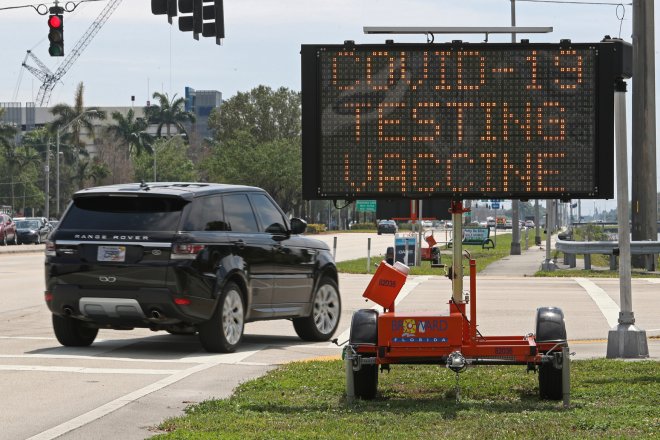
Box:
[305,223,327,234]
[350,222,375,230]
[573,224,608,241]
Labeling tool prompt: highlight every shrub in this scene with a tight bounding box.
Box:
[305,223,327,234]
[350,222,376,230]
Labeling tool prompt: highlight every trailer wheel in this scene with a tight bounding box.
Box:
[349,309,379,399]
[354,362,378,400]
[535,306,568,400]
[539,360,563,400]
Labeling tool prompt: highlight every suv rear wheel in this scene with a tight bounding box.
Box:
[198,281,245,353]
[52,314,98,346]
[293,277,341,341]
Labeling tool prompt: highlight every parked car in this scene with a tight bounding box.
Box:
[0,214,17,246]
[15,218,51,244]
[377,219,398,235]
[45,182,341,353]
[525,220,535,228]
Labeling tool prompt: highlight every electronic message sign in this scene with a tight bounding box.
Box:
[301,40,631,200]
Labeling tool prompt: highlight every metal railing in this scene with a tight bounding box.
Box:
[555,240,660,271]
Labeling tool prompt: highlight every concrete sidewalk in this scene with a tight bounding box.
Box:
[480,240,549,276]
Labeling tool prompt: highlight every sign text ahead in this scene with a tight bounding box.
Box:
[301,41,631,200]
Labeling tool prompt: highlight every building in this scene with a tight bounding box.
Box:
[184,87,222,139]
[1,86,222,152]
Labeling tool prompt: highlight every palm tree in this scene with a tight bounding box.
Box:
[50,82,106,156]
[49,82,106,214]
[0,110,16,151]
[106,109,154,159]
[145,92,196,139]
[0,109,19,207]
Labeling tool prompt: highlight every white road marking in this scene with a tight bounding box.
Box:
[330,275,431,347]
[646,279,660,284]
[0,336,58,341]
[574,278,620,328]
[0,365,178,374]
[26,345,267,440]
[0,354,194,363]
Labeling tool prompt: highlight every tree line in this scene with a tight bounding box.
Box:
[0,83,310,220]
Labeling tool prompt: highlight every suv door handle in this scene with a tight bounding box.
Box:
[232,239,246,249]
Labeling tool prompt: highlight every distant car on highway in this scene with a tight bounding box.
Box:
[421,220,433,228]
[15,218,51,244]
[377,220,398,235]
[525,220,535,228]
[0,213,17,246]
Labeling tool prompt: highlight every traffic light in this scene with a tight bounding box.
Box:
[151,0,177,24]
[48,13,64,57]
[201,0,224,43]
[178,0,224,44]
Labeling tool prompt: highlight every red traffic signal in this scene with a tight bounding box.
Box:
[48,15,62,28]
[48,14,64,57]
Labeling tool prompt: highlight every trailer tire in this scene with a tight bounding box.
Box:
[354,363,378,400]
[535,306,567,343]
[539,361,563,400]
[349,309,378,344]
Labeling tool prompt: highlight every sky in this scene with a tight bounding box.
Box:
[0,0,657,215]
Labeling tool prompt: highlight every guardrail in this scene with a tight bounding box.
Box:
[555,240,660,271]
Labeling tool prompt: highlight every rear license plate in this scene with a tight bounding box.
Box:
[97,245,126,262]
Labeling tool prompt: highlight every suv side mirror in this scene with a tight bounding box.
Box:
[290,218,307,235]
[265,222,287,235]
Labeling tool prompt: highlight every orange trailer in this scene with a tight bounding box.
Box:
[344,201,570,404]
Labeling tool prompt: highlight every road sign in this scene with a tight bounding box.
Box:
[301,40,631,200]
[491,202,500,209]
[356,200,376,212]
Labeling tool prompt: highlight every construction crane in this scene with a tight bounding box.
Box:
[21,0,124,106]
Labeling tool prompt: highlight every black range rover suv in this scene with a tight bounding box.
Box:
[45,182,341,353]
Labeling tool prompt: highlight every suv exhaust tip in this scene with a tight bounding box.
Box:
[150,309,162,319]
[62,306,73,316]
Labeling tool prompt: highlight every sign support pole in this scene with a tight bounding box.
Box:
[607,79,649,358]
[450,201,468,303]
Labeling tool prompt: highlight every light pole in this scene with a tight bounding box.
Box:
[44,141,50,219]
[55,109,97,217]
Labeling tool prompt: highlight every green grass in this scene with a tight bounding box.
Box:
[337,231,529,274]
[154,359,660,439]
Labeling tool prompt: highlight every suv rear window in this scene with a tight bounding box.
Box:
[60,195,187,231]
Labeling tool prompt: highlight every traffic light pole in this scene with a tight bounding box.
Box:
[606,79,649,359]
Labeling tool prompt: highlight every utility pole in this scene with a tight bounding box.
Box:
[510,0,521,255]
[607,79,649,358]
[631,0,658,271]
[45,141,50,219]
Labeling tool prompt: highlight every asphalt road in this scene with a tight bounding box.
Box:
[1,237,658,439]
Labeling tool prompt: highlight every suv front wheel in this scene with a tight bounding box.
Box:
[293,277,341,341]
[198,281,245,353]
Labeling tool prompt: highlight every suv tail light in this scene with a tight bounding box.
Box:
[45,240,56,257]
[171,244,205,260]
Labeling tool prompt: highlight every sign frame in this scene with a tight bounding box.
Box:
[301,39,631,201]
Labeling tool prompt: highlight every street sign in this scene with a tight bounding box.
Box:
[356,200,376,212]
[491,202,500,209]
[301,40,632,200]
